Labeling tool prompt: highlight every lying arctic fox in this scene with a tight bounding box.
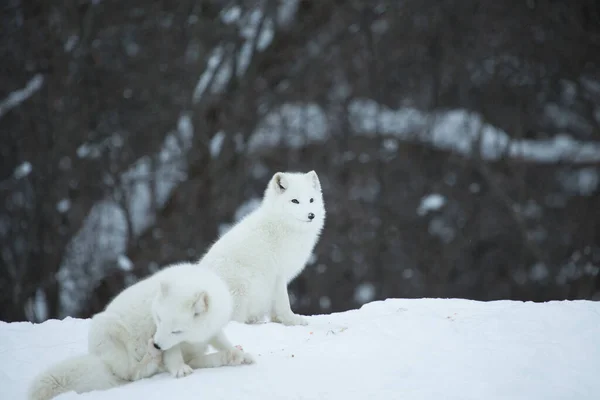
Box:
[28,262,254,400]
[200,170,326,326]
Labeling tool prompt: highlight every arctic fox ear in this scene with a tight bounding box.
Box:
[160,281,169,297]
[272,172,288,194]
[192,291,209,315]
[306,170,320,190]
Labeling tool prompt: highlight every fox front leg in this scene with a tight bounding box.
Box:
[270,279,307,326]
[163,345,193,378]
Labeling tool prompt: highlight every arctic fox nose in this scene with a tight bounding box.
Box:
[308,213,315,220]
[153,342,161,350]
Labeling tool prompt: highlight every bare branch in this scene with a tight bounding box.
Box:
[0,75,44,119]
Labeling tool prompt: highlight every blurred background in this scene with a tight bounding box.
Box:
[1,0,599,323]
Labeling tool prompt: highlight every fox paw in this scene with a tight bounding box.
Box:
[227,347,255,365]
[171,364,194,378]
[272,313,308,326]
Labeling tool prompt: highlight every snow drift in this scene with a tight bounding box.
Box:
[1,298,599,400]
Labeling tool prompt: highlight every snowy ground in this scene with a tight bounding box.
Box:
[2,298,599,400]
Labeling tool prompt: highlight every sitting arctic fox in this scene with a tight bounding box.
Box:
[28,262,254,400]
[199,170,326,326]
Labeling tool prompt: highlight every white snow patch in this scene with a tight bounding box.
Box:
[24,289,48,322]
[54,2,275,318]
[276,0,299,27]
[57,114,194,317]
[247,103,328,153]
[193,4,286,104]
[192,47,227,103]
[220,6,242,24]
[236,9,274,75]
[76,143,101,159]
[544,103,593,136]
[210,131,226,159]
[580,76,600,96]
[558,168,599,196]
[13,162,32,180]
[382,138,399,153]
[348,98,600,164]
[117,254,133,271]
[5,299,599,400]
[64,35,79,52]
[417,194,446,216]
[354,282,376,304]
[0,74,44,119]
[56,199,71,214]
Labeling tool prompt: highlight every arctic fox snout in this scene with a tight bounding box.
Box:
[308,212,315,220]
[151,333,174,352]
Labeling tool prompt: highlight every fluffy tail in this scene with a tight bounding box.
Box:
[28,353,122,400]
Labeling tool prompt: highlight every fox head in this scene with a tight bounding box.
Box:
[151,276,231,351]
[262,170,326,232]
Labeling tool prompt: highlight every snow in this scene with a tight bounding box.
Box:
[54,0,297,320]
[117,254,133,271]
[13,161,32,179]
[0,74,44,119]
[253,98,600,164]
[220,6,242,25]
[544,103,594,136]
[56,199,71,214]
[210,131,226,159]
[193,3,286,104]
[247,103,329,153]
[276,0,299,27]
[192,47,227,103]
[348,98,600,164]
[23,289,48,323]
[57,114,193,317]
[417,194,446,216]
[64,35,79,52]
[3,298,600,400]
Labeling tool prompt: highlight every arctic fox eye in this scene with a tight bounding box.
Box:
[310,198,314,203]
[171,330,182,334]
[291,199,299,204]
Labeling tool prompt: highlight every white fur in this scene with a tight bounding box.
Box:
[28,263,254,400]
[199,170,326,326]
